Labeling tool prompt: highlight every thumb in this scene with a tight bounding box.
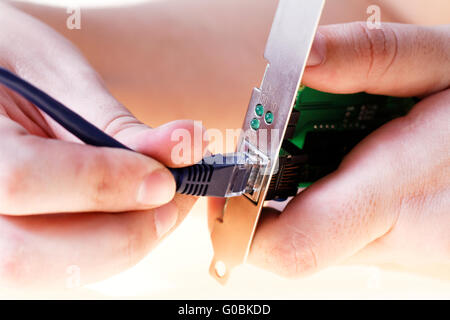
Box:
[247,102,426,278]
[305,22,450,97]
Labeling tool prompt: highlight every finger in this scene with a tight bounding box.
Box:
[248,175,397,278]
[0,86,51,138]
[7,65,208,167]
[305,23,450,96]
[0,194,197,289]
[13,74,208,167]
[109,119,209,168]
[0,6,208,166]
[0,130,176,215]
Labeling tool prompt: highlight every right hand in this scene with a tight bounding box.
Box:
[209,22,450,279]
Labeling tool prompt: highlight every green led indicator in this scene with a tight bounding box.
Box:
[255,104,264,117]
[265,111,274,124]
[250,118,260,131]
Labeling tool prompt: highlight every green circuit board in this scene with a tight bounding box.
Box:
[267,87,417,200]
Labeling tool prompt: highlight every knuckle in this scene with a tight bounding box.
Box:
[269,227,319,279]
[86,151,114,208]
[102,112,141,139]
[84,149,146,210]
[82,150,125,210]
[353,22,398,80]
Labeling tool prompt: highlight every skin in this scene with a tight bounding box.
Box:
[11,0,450,135]
[0,0,448,288]
[209,22,450,279]
[0,2,208,288]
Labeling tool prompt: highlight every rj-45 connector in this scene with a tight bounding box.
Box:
[172,154,266,198]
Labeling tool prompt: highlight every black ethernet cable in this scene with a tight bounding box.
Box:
[0,67,254,198]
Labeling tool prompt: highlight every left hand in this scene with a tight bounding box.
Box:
[0,3,206,289]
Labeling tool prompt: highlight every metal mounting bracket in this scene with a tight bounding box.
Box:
[209,0,325,284]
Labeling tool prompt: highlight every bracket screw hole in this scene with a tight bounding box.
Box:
[215,261,227,278]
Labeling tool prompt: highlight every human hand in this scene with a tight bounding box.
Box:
[0,3,206,289]
[209,22,450,278]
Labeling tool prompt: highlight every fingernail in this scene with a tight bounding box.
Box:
[137,169,175,206]
[307,31,327,67]
[154,202,178,238]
